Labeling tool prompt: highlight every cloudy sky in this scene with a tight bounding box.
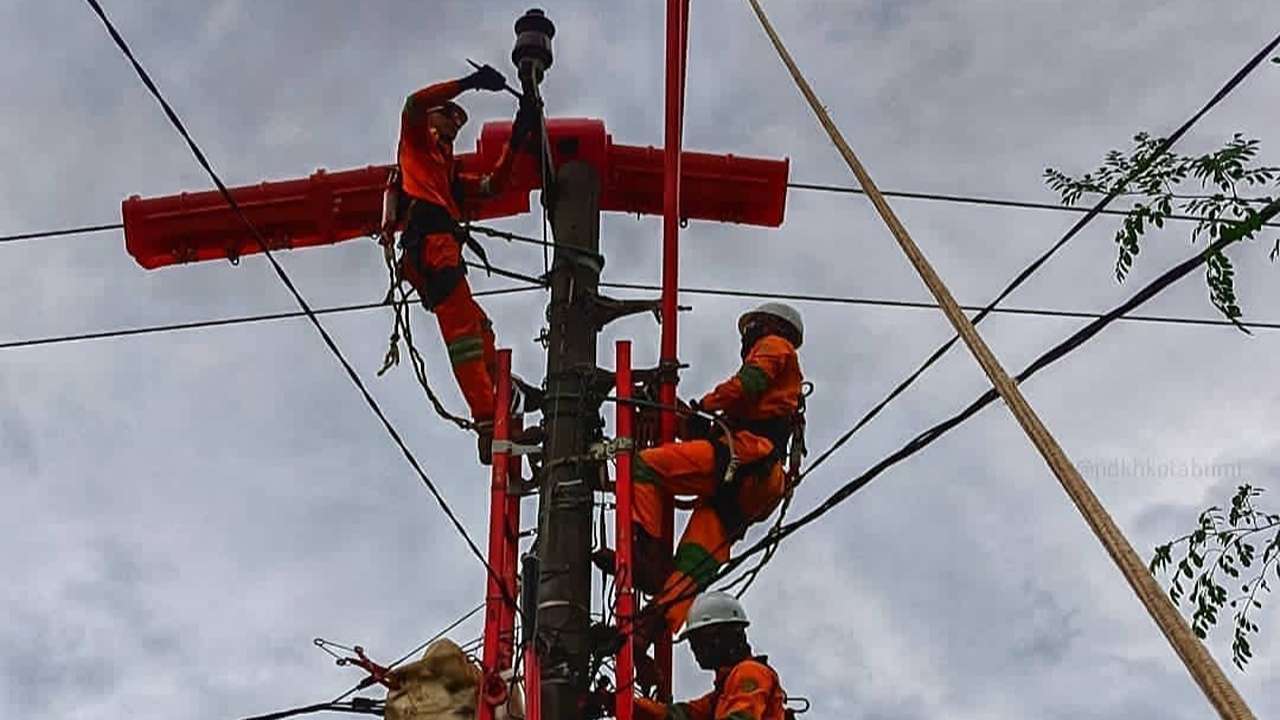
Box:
[3,1,1280,718]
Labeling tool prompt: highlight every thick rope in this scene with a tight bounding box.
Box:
[376,241,474,430]
[745,1,1255,717]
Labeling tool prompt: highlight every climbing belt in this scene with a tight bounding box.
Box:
[745,1,1256,717]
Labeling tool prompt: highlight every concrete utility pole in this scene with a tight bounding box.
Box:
[536,161,603,719]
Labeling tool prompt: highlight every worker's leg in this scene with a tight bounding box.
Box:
[631,440,720,539]
[399,232,496,424]
[657,503,730,635]
[433,277,496,423]
[655,460,787,635]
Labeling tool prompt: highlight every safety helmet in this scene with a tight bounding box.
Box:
[738,302,804,347]
[678,591,750,641]
[427,101,468,128]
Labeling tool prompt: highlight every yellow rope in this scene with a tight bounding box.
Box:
[744,1,1255,717]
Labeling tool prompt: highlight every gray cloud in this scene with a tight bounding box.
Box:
[4,1,1280,718]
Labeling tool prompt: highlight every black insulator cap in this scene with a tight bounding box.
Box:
[512,8,555,70]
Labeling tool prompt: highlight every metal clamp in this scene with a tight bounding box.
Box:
[491,439,543,457]
[587,436,633,461]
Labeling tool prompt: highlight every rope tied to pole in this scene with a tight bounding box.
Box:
[744,0,1257,716]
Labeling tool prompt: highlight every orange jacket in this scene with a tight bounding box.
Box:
[397,80,516,219]
[635,657,786,720]
[699,334,802,424]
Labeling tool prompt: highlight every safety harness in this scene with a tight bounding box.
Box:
[707,389,808,541]
[382,168,492,309]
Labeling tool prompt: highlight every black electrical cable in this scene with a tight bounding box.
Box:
[7,280,1280,355]
[799,30,1280,483]
[619,199,1280,655]
[713,198,1280,592]
[600,281,1280,331]
[786,182,1280,229]
[0,286,540,351]
[82,0,516,610]
[0,222,123,244]
[241,699,384,720]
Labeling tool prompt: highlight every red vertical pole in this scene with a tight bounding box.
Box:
[479,349,513,720]
[614,341,635,720]
[524,642,541,720]
[657,0,689,699]
[500,420,522,673]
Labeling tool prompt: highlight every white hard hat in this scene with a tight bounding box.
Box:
[679,591,750,640]
[738,302,804,347]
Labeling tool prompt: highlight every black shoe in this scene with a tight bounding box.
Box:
[476,425,494,466]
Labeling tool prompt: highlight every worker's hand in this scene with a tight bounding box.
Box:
[510,97,542,150]
[679,399,711,440]
[461,64,507,92]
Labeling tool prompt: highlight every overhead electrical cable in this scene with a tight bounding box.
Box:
[82,0,516,610]
[0,222,123,244]
[0,286,540,351]
[787,181,1280,228]
[717,197,1280,647]
[11,174,1280,250]
[745,1,1263,716]
[798,28,1280,484]
[7,280,1280,354]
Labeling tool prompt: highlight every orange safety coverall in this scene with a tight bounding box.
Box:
[396,80,517,424]
[635,657,787,720]
[633,334,803,634]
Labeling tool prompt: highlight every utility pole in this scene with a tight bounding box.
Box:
[536,160,603,719]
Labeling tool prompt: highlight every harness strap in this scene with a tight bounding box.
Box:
[399,200,471,309]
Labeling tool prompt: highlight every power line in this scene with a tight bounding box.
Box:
[82,0,515,609]
[787,182,1280,229]
[0,222,123,244]
[0,286,540,351]
[602,282,1280,331]
[8,175,1280,252]
[5,280,1277,354]
[798,30,1280,484]
[6,280,1277,355]
[717,197,1280,609]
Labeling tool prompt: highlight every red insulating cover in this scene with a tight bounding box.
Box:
[123,118,788,270]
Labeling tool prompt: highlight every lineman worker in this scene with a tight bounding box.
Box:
[390,64,540,464]
[613,303,805,644]
[587,593,789,720]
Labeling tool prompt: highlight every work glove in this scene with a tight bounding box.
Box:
[510,96,542,151]
[679,398,711,440]
[460,64,507,92]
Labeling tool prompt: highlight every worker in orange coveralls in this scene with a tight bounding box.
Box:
[389,64,540,464]
[586,593,790,720]
[599,303,806,646]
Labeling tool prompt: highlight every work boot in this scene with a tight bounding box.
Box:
[591,525,672,597]
[477,423,545,466]
[475,421,495,466]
